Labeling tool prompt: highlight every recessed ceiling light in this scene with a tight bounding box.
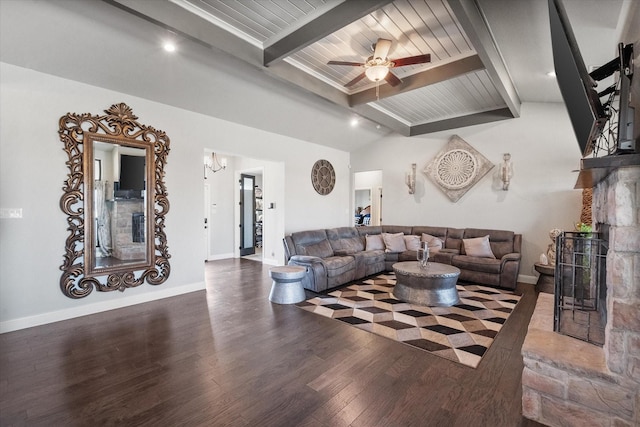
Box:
[350,118,359,127]
[163,42,176,52]
[546,71,556,77]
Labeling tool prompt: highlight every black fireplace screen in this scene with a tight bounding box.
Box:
[554,231,607,346]
[132,212,145,243]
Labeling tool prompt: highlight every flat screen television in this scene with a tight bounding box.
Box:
[118,154,145,197]
[548,0,609,157]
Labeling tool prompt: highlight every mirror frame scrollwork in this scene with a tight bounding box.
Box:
[58,103,171,298]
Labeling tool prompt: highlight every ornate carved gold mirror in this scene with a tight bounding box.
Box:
[59,103,170,298]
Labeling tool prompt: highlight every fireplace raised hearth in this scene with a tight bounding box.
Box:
[522,166,640,426]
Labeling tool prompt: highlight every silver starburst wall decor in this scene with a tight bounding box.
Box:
[424,135,494,202]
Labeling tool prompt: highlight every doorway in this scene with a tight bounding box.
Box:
[239,173,256,256]
[354,188,371,225]
[354,170,383,226]
[204,182,210,260]
[203,150,283,264]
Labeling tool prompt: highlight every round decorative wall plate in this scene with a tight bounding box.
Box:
[434,148,478,190]
[424,135,494,203]
[311,159,336,195]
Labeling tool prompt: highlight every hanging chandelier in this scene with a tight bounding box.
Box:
[204,152,227,174]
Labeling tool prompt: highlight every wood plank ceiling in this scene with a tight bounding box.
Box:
[108,0,521,136]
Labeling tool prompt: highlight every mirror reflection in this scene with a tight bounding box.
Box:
[86,137,151,274]
[59,103,170,298]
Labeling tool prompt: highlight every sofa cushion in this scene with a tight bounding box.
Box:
[290,229,334,258]
[366,234,385,251]
[357,250,386,265]
[351,249,385,279]
[434,251,456,264]
[323,256,356,277]
[357,225,382,237]
[383,232,407,253]
[398,250,419,262]
[445,228,465,251]
[463,235,496,259]
[404,235,421,251]
[302,240,333,258]
[385,252,400,264]
[382,225,413,235]
[451,255,501,274]
[326,227,364,254]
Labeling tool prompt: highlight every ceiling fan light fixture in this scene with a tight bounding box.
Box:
[365,64,389,82]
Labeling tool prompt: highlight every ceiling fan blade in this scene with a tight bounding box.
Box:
[373,38,392,60]
[344,72,367,87]
[384,71,402,87]
[328,60,365,66]
[391,54,431,67]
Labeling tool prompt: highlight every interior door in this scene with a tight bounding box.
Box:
[239,174,256,256]
[204,183,210,261]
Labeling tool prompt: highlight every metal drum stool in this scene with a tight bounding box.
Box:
[268,266,307,304]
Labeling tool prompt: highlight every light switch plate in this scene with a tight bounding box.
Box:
[0,208,23,219]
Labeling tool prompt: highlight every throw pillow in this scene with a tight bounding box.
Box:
[463,235,496,258]
[382,232,407,253]
[421,233,444,254]
[403,234,421,251]
[365,234,385,251]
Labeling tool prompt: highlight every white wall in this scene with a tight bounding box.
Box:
[205,153,237,260]
[351,102,584,282]
[0,63,350,331]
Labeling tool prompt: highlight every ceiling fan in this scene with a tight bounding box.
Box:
[327,38,431,88]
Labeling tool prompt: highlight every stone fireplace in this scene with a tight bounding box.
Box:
[109,199,146,261]
[521,165,640,426]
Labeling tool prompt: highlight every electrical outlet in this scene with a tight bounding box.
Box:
[0,208,23,219]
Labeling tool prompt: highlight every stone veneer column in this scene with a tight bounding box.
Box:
[594,167,640,381]
[521,165,639,427]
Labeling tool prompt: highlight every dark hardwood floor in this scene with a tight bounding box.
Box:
[0,259,543,426]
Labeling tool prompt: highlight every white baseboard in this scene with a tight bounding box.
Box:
[518,274,537,285]
[0,281,205,334]
[207,253,234,261]
[262,257,280,266]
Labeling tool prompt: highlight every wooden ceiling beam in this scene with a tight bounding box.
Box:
[348,55,484,106]
[408,108,513,135]
[448,0,521,118]
[263,0,394,66]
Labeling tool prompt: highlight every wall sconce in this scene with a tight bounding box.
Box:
[500,153,513,190]
[204,152,227,176]
[406,163,416,194]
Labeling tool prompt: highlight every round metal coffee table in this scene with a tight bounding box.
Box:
[392,261,461,307]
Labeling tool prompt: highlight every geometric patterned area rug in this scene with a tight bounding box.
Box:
[297,272,521,368]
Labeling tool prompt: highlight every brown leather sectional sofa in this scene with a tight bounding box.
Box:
[283,225,522,293]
